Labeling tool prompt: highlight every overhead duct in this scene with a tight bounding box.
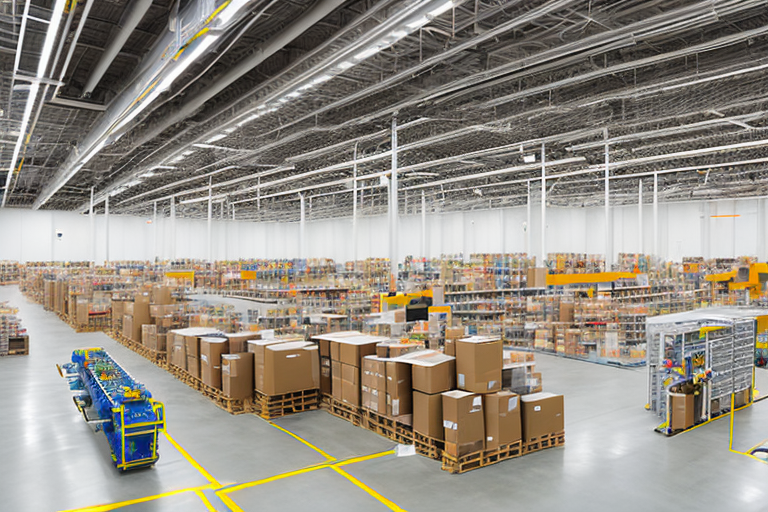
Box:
[32,0,267,210]
[81,0,154,98]
[128,0,348,151]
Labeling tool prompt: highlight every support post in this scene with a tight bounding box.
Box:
[299,193,306,258]
[389,115,399,291]
[540,143,546,267]
[526,181,531,258]
[207,177,212,262]
[421,190,427,258]
[105,195,110,263]
[604,129,611,269]
[153,201,157,262]
[653,173,659,257]
[170,195,176,260]
[353,142,358,267]
[89,186,95,264]
[638,180,643,255]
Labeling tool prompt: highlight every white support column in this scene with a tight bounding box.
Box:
[421,190,427,258]
[232,204,236,221]
[105,195,110,263]
[526,181,531,258]
[153,201,157,262]
[638,180,643,255]
[389,115,399,290]
[352,142,358,267]
[257,177,261,214]
[653,173,659,257]
[207,177,212,262]
[89,186,95,264]
[540,143,546,266]
[604,129,611,269]
[170,195,176,260]
[299,193,306,258]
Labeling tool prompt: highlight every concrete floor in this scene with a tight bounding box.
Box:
[2,284,768,512]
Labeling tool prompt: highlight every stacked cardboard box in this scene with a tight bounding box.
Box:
[386,360,412,423]
[520,392,564,443]
[123,294,150,343]
[201,337,229,390]
[361,356,387,413]
[222,353,254,399]
[248,336,318,396]
[168,327,224,373]
[398,350,455,440]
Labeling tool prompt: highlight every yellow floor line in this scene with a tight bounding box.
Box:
[269,421,336,461]
[165,431,222,486]
[58,484,214,512]
[334,449,395,467]
[330,466,407,512]
[195,490,219,512]
[728,394,768,465]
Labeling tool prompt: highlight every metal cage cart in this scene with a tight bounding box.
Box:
[647,307,760,435]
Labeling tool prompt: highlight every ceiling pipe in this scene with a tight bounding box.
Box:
[53,0,95,99]
[126,0,347,151]
[81,0,154,98]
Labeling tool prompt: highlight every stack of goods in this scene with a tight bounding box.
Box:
[0,261,20,284]
[0,302,28,356]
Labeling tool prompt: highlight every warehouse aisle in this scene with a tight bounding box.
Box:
[3,284,768,512]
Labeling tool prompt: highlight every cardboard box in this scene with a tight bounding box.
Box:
[111,301,124,329]
[170,334,187,370]
[484,391,522,450]
[413,390,443,440]
[124,302,135,316]
[225,332,260,354]
[187,355,200,379]
[361,356,387,412]
[520,392,564,442]
[320,356,332,395]
[142,324,157,346]
[249,338,290,393]
[185,335,201,358]
[332,359,343,401]
[527,267,548,288]
[261,342,319,396]
[339,341,378,368]
[151,285,173,305]
[222,353,254,400]
[123,314,134,341]
[400,351,456,394]
[200,337,229,390]
[442,390,485,457]
[559,302,574,323]
[376,342,420,358]
[394,309,406,323]
[670,392,695,431]
[386,361,412,417]
[342,378,360,406]
[146,333,166,352]
[456,336,502,394]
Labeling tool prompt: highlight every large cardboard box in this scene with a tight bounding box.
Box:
[332,360,343,400]
[187,355,200,379]
[670,392,695,431]
[248,339,289,393]
[123,314,134,341]
[225,332,260,354]
[527,267,548,288]
[413,391,443,440]
[222,353,254,400]
[261,342,319,396]
[146,333,166,352]
[151,285,173,305]
[131,294,151,342]
[399,350,456,394]
[376,342,420,359]
[320,356,332,395]
[442,390,485,457]
[341,362,360,406]
[456,336,502,394]
[362,356,387,413]
[339,341,378,367]
[520,392,564,442]
[200,337,230,390]
[142,324,157,346]
[170,333,187,370]
[484,391,522,450]
[111,300,124,329]
[386,361,412,417]
[559,301,574,323]
[185,335,201,358]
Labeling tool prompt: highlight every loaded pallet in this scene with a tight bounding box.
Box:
[1,335,29,356]
[110,332,167,367]
[165,363,253,415]
[253,389,320,420]
[441,440,523,474]
[523,431,565,454]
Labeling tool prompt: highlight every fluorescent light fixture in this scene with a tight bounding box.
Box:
[223,127,237,134]
[206,134,226,144]
[337,61,354,70]
[278,97,290,103]
[110,186,128,197]
[311,74,332,85]
[140,172,157,178]
[428,1,453,17]
[523,154,536,163]
[354,46,380,60]
[389,30,407,41]
[125,180,142,188]
[406,16,428,29]
[170,156,184,163]
[287,91,302,98]
[257,104,266,109]
[236,113,260,127]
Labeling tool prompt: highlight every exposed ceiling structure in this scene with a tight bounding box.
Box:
[4,0,768,223]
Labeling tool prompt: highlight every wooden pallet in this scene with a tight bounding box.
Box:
[1,349,29,356]
[110,332,167,367]
[413,432,444,460]
[165,363,254,414]
[254,389,320,419]
[523,431,565,454]
[441,440,523,474]
[326,396,363,426]
[361,409,414,445]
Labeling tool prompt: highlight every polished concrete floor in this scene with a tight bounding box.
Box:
[2,284,768,512]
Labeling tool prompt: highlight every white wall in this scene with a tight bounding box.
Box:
[1,196,766,263]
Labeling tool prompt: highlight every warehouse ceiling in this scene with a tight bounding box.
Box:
[4,0,768,222]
